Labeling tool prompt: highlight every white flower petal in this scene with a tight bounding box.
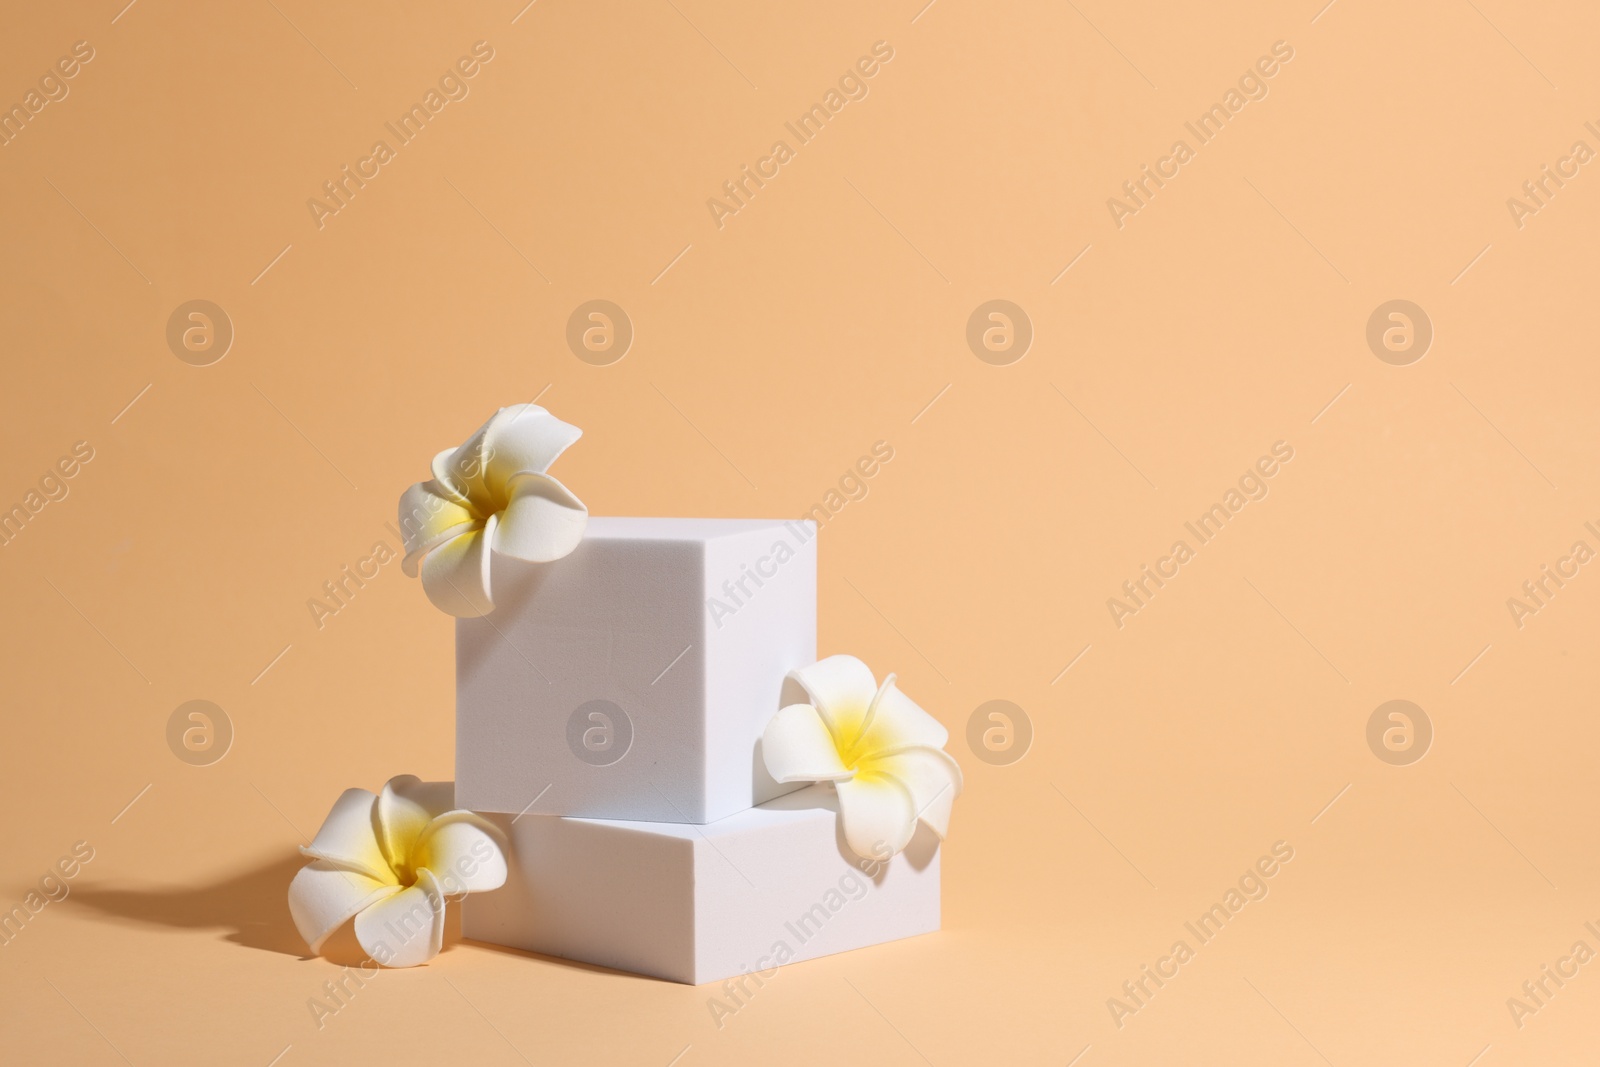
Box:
[288,860,400,953]
[386,775,456,819]
[482,405,583,499]
[354,867,446,968]
[872,747,963,840]
[375,775,455,873]
[762,704,852,783]
[491,473,588,562]
[786,655,880,746]
[397,481,478,575]
[298,788,393,883]
[835,774,918,860]
[852,674,949,760]
[431,413,495,503]
[415,813,509,895]
[419,515,498,617]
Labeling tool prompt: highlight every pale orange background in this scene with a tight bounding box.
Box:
[3,1,1599,1063]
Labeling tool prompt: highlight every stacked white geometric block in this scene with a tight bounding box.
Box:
[456,517,942,984]
[465,786,941,984]
[456,518,817,823]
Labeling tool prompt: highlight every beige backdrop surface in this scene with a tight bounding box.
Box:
[2,1,1598,1064]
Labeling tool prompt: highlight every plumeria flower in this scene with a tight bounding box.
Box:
[398,404,587,617]
[762,655,963,860]
[287,775,508,968]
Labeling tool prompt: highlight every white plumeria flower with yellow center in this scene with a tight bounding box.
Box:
[762,655,963,860]
[398,403,587,617]
[287,775,508,968]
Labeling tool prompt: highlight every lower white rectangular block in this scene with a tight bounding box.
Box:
[462,785,941,985]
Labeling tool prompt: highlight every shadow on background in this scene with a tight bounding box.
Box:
[65,851,311,958]
[63,853,484,966]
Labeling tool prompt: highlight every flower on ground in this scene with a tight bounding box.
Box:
[287,775,507,967]
[397,404,587,617]
[761,655,962,859]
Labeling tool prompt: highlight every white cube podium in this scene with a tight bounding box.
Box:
[457,517,817,824]
[462,785,942,985]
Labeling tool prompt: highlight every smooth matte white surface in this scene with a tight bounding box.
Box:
[461,785,942,985]
[456,517,817,823]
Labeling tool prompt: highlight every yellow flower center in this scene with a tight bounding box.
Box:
[832,704,876,772]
